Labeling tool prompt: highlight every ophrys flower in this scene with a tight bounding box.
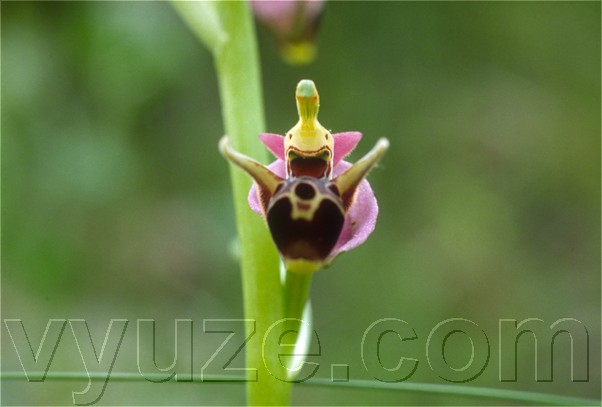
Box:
[220,80,389,273]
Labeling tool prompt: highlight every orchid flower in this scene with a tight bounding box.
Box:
[220,80,389,273]
[251,0,325,65]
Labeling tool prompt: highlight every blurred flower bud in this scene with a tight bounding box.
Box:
[251,0,325,65]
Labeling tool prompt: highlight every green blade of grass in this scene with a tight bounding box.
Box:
[2,371,598,406]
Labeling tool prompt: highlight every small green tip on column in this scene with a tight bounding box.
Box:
[296,79,318,98]
[296,80,320,124]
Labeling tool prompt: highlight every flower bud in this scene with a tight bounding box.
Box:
[251,0,325,65]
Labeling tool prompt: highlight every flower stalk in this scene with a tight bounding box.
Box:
[173,1,291,404]
[284,271,312,327]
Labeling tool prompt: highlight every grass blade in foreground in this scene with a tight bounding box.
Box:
[2,372,598,406]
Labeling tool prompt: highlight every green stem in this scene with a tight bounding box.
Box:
[284,270,312,322]
[172,1,290,405]
[282,269,313,379]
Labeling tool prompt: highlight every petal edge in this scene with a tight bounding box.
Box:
[259,133,285,160]
[333,132,362,165]
[329,160,379,259]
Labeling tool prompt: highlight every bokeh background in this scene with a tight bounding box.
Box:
[2,1,600,405]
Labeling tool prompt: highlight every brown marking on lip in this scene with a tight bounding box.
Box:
[287,145,331,157]
[297,202,311,211]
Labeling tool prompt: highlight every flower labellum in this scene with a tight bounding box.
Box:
[220,80,389,273]
[266,177,345,270]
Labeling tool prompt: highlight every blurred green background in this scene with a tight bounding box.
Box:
[2,1,600,405]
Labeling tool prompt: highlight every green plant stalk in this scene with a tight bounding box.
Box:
[172,1,290,405]
[281,270,313,379]
[285,271,312,323]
